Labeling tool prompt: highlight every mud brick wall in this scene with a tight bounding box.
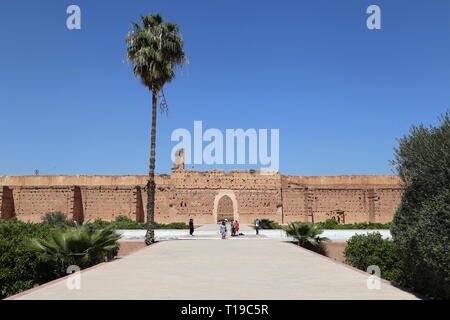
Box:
[79,186,138,222]
[371,188,404,223]
[236,190,283,223]
[306,188,374,223]
[8,186,74,223]
[280,176,403,224]
[0,173,403,224]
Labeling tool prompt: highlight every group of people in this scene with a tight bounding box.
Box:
[219,219,240,239]
[188,218,262,239]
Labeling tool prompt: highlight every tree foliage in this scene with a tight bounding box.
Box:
[391,112,450,299]
[126,13,186,93]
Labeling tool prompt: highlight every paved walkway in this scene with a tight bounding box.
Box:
[11,239,419,300]
[195,223,255,232]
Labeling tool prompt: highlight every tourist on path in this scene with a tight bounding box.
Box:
[235,220,240,236]
[255,218,261,235]
[231,220,236,236]
[220,221,227,239]
[189,218,194,236]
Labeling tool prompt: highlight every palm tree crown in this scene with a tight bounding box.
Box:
[126,14,186,93]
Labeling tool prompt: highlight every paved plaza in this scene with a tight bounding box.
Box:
[10,238,419,300]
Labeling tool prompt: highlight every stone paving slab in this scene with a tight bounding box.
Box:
[10,239,419,300]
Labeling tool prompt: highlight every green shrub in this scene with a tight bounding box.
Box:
[155,222,189,229]
[317,219,339,229]
[111,215,147,229]
[42,212,76,228]
[344,233,406,285]
[316,219,391,230]
[87,218,111,230]
[85,216,189,230]
[0,219,121,299]
[255,219,282,229]
[284,222,329,253]
[391,113,450,299]
[28,225,120,275]
[0,219,56,299]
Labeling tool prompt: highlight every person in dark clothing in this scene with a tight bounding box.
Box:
[255,218,260,235]
[189,218,194,236]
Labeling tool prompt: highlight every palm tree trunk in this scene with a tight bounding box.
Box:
[145,91,158,245]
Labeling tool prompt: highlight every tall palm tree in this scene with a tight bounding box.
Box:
[125,14,186,245]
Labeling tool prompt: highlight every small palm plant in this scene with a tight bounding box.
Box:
[284,222,330,248]
[28,225,121,275]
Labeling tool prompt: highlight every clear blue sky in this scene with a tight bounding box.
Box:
[0,0,449,176]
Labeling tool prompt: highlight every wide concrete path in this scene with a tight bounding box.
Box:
[12,239,419,300]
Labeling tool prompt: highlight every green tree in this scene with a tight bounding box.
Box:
[125,14,186,245]
[391,112,450,299]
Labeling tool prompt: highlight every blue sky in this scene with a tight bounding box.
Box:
[0,0,449,176]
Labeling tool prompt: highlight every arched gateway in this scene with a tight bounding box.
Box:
[212,190,238,223]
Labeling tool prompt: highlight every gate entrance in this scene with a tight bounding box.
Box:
[216,195,234,223]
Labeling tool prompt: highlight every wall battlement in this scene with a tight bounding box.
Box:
[0,171,403,224]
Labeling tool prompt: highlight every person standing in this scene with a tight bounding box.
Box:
[220,221,227,239]
[255,218,260,235]
[231,220,236,236]
[189,218,194,236]
[235,220,240,236]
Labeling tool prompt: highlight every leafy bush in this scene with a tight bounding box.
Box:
[344,233,406,285]
[87,218,111,230]
[41,212,76,229]
[0,219,56,299]
[111,215,147,229]
[391,113,450,299]
[155,222,189,229]
[284,222,329,253]
[85,216,189,230]
[316,219,391,230]
[28,225,120,275]
[254,219,282,229]
[0,219,121,299]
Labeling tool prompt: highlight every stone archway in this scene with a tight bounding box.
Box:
[213,190,238,223]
